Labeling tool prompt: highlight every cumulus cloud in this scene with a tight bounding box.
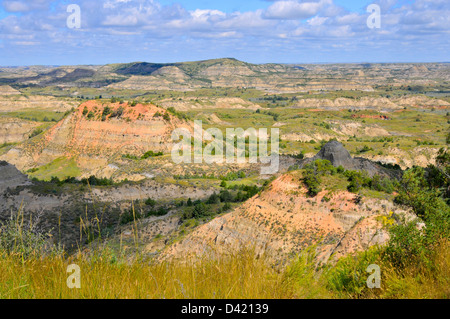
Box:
[2,0,53,12]
[263,0,330,20]
[0,0,448,64]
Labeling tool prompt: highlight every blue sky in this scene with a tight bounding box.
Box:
[0,0,448,66]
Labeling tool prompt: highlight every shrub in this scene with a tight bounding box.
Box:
[163,112,171,122]
[87,111,95,119]
[358,145,373,154]
[370,175,396,194]
[29,128,43,139]
[219,190,233,203]
[102,106,112,117]
[141,151,163,159]
[344,170,371,193]
[302,160,336,197]
[145,198,156,207]
[206,193,220,204]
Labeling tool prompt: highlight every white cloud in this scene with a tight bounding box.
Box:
[0,0,448,64]
[2,0,53,12]
[308,16,328,26]
[263,1,326,20]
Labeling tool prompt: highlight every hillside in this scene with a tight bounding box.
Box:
[155,142,409,264]
[1,59,449,93]
[0,101,193,178]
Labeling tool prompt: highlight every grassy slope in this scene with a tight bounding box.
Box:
[0,241,447,299]
[28,157,81,181]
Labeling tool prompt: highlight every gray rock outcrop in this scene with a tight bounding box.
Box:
[300,141,402,178]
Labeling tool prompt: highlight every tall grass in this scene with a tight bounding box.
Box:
[0,249,303,299]
[1,241,447,299]
[0,207,448,299]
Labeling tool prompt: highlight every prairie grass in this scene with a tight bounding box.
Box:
[0,249,307,299]
[1,241,447,299]
[0,203,448,299]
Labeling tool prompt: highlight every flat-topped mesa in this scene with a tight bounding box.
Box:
[301,140,402,178]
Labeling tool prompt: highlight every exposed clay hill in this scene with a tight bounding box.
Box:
[299,141,402,178]
[395,95,450,109]
[158,97,261,111]
[0,85,20,95]
[0,117,41,144]
[1,101,193,171]
[292,96,450,110]
[0,95,78,113]
[162,171,408,264]
[161,142,407,263]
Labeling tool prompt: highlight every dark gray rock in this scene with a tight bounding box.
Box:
[0,161,31,193]
[299,141,402,178]
[312,140,353,168]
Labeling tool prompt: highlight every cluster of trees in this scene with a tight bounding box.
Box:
[263,110,280,121]
[29,128,43,139]
[302,159,338,196]
[123,150,164,160]
[302,159,397,197]
[46,175,115,187]
[357,145,373,154]
[174,173,217,180]
[120,200,169,225]
[173,171,246,182]
[182,185,261,221]
[385,139,450,268]
[414,139,437,146]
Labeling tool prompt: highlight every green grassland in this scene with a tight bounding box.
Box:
[27,157,81,181]
[183,106,448,157]
[1,108,68,122]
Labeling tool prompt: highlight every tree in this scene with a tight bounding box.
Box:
[192,202,210,219]
[219,190,233,202]
[207,193,220,204]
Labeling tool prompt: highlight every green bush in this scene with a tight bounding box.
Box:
[370,175,396,194]
[29,128,43,139]
[344,170,371,193]
[141,151,163,159]
[326,247,382,298]
[302,159,336,197]
[145,198,156,207]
